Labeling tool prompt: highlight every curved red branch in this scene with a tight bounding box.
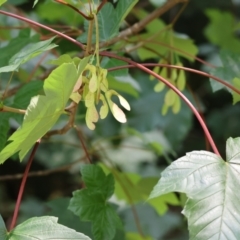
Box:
[0,10,85,50]
[101,51,221,157]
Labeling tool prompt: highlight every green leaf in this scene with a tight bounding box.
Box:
[0,29,38,68]
[11,81,43,123]
[91,204,122,240]
[0,215,7,240]
[132,9,198,61]
[204,9,240,52]
[149,137,240,240]
[7,216,91,240]
[69,164,122,240]
[46,198,93,237]
[0,37,57,73]
[137,30,198,61]
[0,61,88,163]
[210,50,240,92]
[80,164,115,199]
[0,113,10,151]
[37,1,83,25]
[116,0,138,23]
[0,0,7,6]
[79,0,138,43]
[108,75,140,98]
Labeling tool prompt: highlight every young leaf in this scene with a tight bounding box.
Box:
[7,216,91,239]
[0,29,38,68]
[0,61,88,163]
[149,137,240,240]
[0,214,7,240]
[0,37,57,73]
[69,164,122,240]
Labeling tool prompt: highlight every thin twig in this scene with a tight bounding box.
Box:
[9,139,41,231]
[101,51,221,157]
[99,0,188,48]
[54,0,93,20]
[0,10,85,50]
[74,126,92,164]
[107,63,240,95]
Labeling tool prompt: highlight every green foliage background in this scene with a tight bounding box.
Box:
[0,0,240,239]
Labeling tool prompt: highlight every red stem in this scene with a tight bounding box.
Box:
[0,10,221,156]
[97,0,108,13]
[0,10,85,50]
[108,63,240,95]
[54,0,93,20]
[101,51,221,157]
[9,140,41,231]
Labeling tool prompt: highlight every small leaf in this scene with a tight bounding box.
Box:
[8,216,91,239]
[69,165,121,240]
[0,37,57,73]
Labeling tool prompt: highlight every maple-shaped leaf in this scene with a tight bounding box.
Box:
[0,60,88,163]
[3,216,91,240]
[68,165,122,240]
[150,137,240,240]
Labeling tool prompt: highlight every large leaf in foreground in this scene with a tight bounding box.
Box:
[150,137,240,240]
[0,61,87,163]
[7,216,91,240]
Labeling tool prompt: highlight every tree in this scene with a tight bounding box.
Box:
[0,0,240,239]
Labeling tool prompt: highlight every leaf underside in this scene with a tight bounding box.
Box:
[150,137,240,240]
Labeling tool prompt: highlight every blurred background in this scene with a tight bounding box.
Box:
[0,0,240,239]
